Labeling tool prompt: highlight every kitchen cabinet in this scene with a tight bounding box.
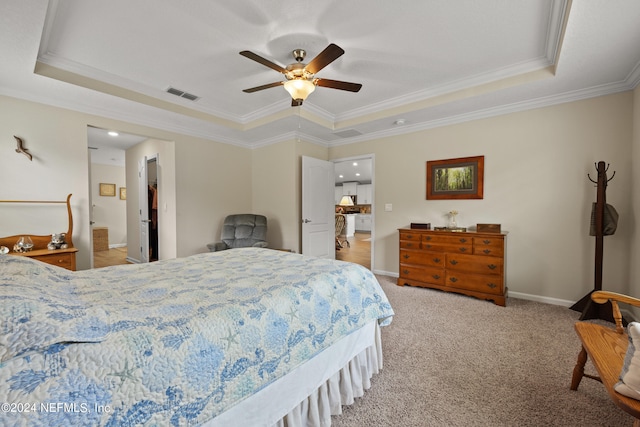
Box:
[342,182,357,196]
[355,214,372,231]
[356,184,372,204]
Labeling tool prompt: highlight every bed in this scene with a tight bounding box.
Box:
[0,247,394,426]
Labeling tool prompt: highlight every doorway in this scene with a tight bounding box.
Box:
[333,156,374,270]
[87,126,146,268]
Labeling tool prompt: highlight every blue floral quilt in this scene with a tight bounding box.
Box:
[0,248,393,426]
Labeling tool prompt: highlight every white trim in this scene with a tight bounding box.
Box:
[507,291,575,307]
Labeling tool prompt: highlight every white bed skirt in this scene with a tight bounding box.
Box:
[204,320,383,427]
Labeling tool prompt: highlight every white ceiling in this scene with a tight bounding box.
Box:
[2,0,640,152]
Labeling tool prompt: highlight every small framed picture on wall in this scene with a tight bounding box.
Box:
[99,183,116,197]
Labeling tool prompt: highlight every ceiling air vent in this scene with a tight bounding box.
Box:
[333,129,362,138]
[166,87,200,101]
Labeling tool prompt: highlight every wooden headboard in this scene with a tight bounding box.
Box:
[0,194,74,251]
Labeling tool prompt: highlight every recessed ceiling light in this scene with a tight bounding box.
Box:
[353,162,358,166]
[108,131,119,137]
[356,173,361,176]
[339,174,344,178]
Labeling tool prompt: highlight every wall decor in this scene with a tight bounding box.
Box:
[120,187,127,200]
[426,155,484,200]
[13,135,32,161]
[99,183,116,197]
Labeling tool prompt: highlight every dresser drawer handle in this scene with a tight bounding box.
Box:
[482,249,491,255]
[487,283,497,289]
[425,244,432,249]
[433,257,440,263]
[449,260,458,265]
[406,234,414,239]
[406,243,414,248]
[483,239,491,244]
[402,269,410,275]
[488,264,497,270]
[433,274,440,279]
[403,254,410,259]
[449,277,458,283]
[459,247,467,252]
[425,236,432,241]
[459,238,467,243]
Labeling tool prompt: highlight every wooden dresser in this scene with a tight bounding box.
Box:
[11,248,78,271]
[398,228,507,306]
[0,194,78,271]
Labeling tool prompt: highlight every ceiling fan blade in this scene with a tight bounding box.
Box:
[315,78,362,92]
[239,51,287,74]
[291,98,303,107]
[242,81,284,93]
[305,44,345,74]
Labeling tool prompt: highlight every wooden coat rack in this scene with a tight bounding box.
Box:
[570,161,616,322]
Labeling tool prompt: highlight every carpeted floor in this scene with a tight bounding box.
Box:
[331,275,633,427]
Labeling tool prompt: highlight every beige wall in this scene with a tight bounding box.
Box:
[631,85,640,299]
[329,92,634,304]
[175,137,252,256]
[1,91,638,306]
[0,95,253,269]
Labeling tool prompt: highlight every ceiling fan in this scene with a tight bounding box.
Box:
[240,43,362,107]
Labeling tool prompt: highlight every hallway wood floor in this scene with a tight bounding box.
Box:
[336,231,371,270]
[93,246,130,268]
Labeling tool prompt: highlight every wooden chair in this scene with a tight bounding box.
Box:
[335,214,346,250]
[570,291,640,426]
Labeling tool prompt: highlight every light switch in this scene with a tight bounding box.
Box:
[385,203,392,212]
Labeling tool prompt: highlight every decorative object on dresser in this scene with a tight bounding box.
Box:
[426,155,484,200]
[0,194,78,271]
[477,223,501,233]
[398,228,507,306]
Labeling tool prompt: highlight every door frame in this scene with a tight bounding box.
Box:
[332,154,375,271]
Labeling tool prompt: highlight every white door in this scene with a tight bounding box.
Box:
[302,156,335,258]
[138,157,150,263]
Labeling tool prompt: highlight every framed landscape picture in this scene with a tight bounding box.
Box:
[426,155,484,199]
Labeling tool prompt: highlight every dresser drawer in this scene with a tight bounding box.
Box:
[31,252,75,270]
[446,271,504,295]
[446,253,503,275]
[473,236,504,256]
[399,240,420,250]
[399,264,445,285]
[422,234,472,245]
[400,249,444,267]
[399,231,421,242]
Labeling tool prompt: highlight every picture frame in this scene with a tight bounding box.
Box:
[426,155,484,200]
[99,183,116,197]
[119,187,127,200]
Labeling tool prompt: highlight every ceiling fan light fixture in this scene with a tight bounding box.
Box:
[283,79,316,101]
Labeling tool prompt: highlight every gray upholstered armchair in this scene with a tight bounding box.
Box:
[207,214,268,252]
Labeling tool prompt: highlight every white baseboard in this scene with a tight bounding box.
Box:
[125,256,140,264]
[507,291,575,307]
[374,269,398,278]
[374,272,579,308]
[109,243,126,248]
